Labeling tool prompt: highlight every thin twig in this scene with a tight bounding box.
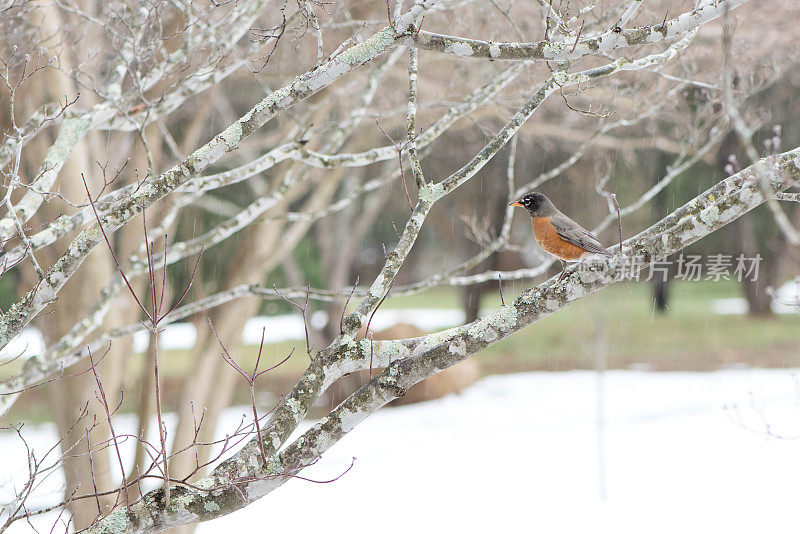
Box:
[571,20,584,53]
[610,193,622,252]
[273,284,313,358]
[339,275,359,335]
[375,116,413,210]
[87,347,129,509]
[497,274,505,306]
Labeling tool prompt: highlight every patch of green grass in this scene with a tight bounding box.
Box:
[150,280,799,377]
[477,280,800,372]
[380,287,462,310]
[134,280,799,377]
[9,280,800,385]
[4,280,798,423]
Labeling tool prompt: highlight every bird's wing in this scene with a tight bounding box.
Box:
[549,213,610,255]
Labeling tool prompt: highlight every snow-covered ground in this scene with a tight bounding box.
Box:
[4,369,800,533]
[199,369,800,534]
[711,280,799,315]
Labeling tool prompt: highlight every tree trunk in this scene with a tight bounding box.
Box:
[717,131,774,316]
[649,150,672,312]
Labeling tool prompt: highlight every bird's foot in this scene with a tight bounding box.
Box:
[557,261,568,283]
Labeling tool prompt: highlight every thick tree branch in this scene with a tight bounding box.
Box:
[412,0,747,62]
[85,145,800,534]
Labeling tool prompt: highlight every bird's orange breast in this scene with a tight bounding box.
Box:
[531,217,587,261]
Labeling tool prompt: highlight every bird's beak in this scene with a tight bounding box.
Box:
[509,201,524,207]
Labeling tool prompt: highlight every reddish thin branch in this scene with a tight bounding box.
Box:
[273,284,313,358]
[87,347,129,509]
[208,319,293,468]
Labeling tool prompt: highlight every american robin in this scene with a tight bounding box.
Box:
[510,192,611,282]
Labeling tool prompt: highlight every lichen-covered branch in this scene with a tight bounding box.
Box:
[412,0,746,62]
[406,48,425,188]
[79,33,703,499]
[0,1,438,354]
[85,145,800,534]
[0,57,518,400]
[0,32,517,273]
[0,20,699,412]
[5,0,785,529]
[0,0,273,242]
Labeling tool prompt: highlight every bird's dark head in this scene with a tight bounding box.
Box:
[509,192,554,217]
